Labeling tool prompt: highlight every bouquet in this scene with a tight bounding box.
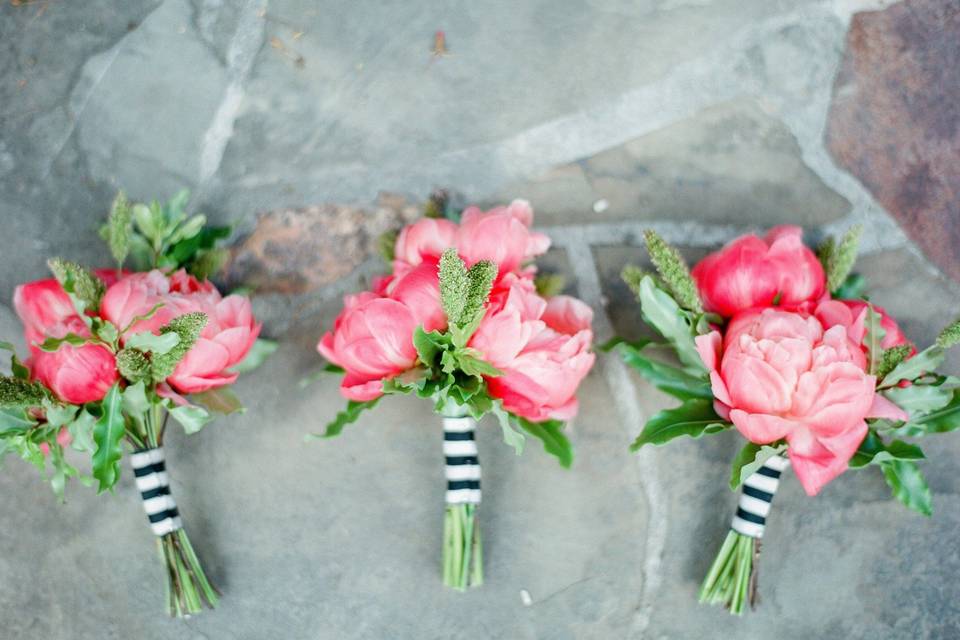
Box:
[613,225,960,614]
[0,192,273,617]
[315,199,596,589]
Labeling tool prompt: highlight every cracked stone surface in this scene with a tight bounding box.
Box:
[1,0,959,638]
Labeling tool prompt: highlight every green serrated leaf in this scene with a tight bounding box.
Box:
[881,459,932,516]
[229,338,278,375]
[67,409,97,453]
[879,345,944,389]
[516,417,572,468]
[0,407,36,433]
[457,352,502,378]
[630,398,730,451]
[193,387,244,415]
[614,342,712,400]
[730,442,786,490]
[637,276,705,373]
[169,403,213,435]
[883,384,953,414]
[91,384,125,493]
[36,333,92,353]
[490,402,525,456]
[863,304,886,376]
[643,230,703,313]
[308,398,380,439]
[43,401,78,428]
[414,327,447,367]
[125,331,180,355]
[849,429,924,468]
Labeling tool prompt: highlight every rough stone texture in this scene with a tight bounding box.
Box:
[827,0,960,282]
[1,0,960,638]
[224,193,420,294]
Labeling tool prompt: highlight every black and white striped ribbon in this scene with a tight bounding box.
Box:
[443,415,481,505]
[130,447,182,537]
[730,455,789,539]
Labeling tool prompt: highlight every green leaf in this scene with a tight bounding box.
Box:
[308,398,380,439]
[125,331,180,355]
[883,384,953,414]
[457,352,502,378]
[637,276,705,373]
[833,272,867,299]
[106,191,133,267]
[36,332,93,352]
[150,312,208,381]
[43,401,78,428]
[643,229,703,313]
[121,381,150,419]
[133,203,163,243]
[193,387,244,415]
[229,338,278,375]
[0,408,36,433]
[67,409,97,453]
[9,354,29,380]
[880,459,932,516]
[630,398,730,451]
[169,214,206,245]
[614,342,712,400]
[490,402,525,456]
[621,265,653,299]
[879,345,944,389]
[516,417,573,468]
[849,429,924,468]
[0,376,51,408]
[891,388,960,436]
[377,229,398,262]
[413,327,447,366]
[729,442,787,490]
[91,384,125,493]
[47,258,105,314]
[449,312,483,350]
[120,302,165,334]
[877,344,912,380]
[169,403,213,435]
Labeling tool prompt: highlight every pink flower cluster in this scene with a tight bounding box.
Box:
[13,269,260,404]
[691,226,910,495]
[318,201,596,422]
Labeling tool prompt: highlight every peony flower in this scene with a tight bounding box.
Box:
[696,308,909,496]
[393,218,458,268]
[455,200,550,277]
[475,282,595,422]
[691,226,826,318]
[14,276,119,404]
[383,259,447,334]
[317,293,421,401]
[814,299,912,353]
[101,269,260,394]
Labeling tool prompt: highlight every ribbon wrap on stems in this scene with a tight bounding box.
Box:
[441,404,483,590]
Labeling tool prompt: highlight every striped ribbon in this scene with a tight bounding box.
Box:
[730,454,789,539]
[130,447,182,537]
[443,415,481,505]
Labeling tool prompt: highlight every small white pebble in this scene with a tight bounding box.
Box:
[520,589,533,606]
[592,198,609,214]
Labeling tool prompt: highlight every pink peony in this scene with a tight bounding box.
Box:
[101,269,260,394]
[814,299,913,353]
[393,218,457,268]
[455,200,550,276]
[14,277,119,404]
[317,292,421,401]
[697,308,909,496]
[691,226,826,318]
[383,259,447,334]
[473,280,595,422]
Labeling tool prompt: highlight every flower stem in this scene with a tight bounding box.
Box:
[442,504,483,590]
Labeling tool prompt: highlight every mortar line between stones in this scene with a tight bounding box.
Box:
[560,238,663,640]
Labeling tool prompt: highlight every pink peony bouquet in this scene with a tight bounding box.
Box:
[316,198,595,589]
[0,192,274,617]
[613,227,960,614]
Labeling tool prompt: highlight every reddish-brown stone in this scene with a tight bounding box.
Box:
[223,193,420,294]
[826,0,960,281]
